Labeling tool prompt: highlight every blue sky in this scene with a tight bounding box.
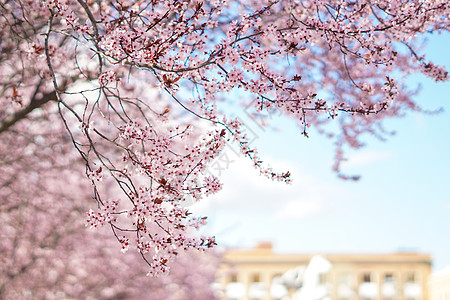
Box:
[191,32,450,271]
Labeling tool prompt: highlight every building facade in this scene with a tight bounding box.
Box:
[429,267,450,300]
[216,243,432,300]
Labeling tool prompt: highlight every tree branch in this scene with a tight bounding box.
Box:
[0,90,57,134]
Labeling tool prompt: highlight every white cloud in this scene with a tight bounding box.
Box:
[191,154,347,220]
[341,150,394,168]
[274,200,324,219]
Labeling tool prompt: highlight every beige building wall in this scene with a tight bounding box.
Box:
[429,267,450,300]
[217,243,432,300]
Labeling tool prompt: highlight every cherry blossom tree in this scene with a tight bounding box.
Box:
[0,111,220,299]
[1,0,448,276]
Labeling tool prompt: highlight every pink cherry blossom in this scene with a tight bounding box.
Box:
[0,0,448,278]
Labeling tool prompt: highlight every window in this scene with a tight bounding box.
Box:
[251,273,261,282]
[362,273,372,283]
[382,273,396,300]
[406,272,416,283]
[338,273,353,285]
[384,273,394,283]
[271,273,282,281]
